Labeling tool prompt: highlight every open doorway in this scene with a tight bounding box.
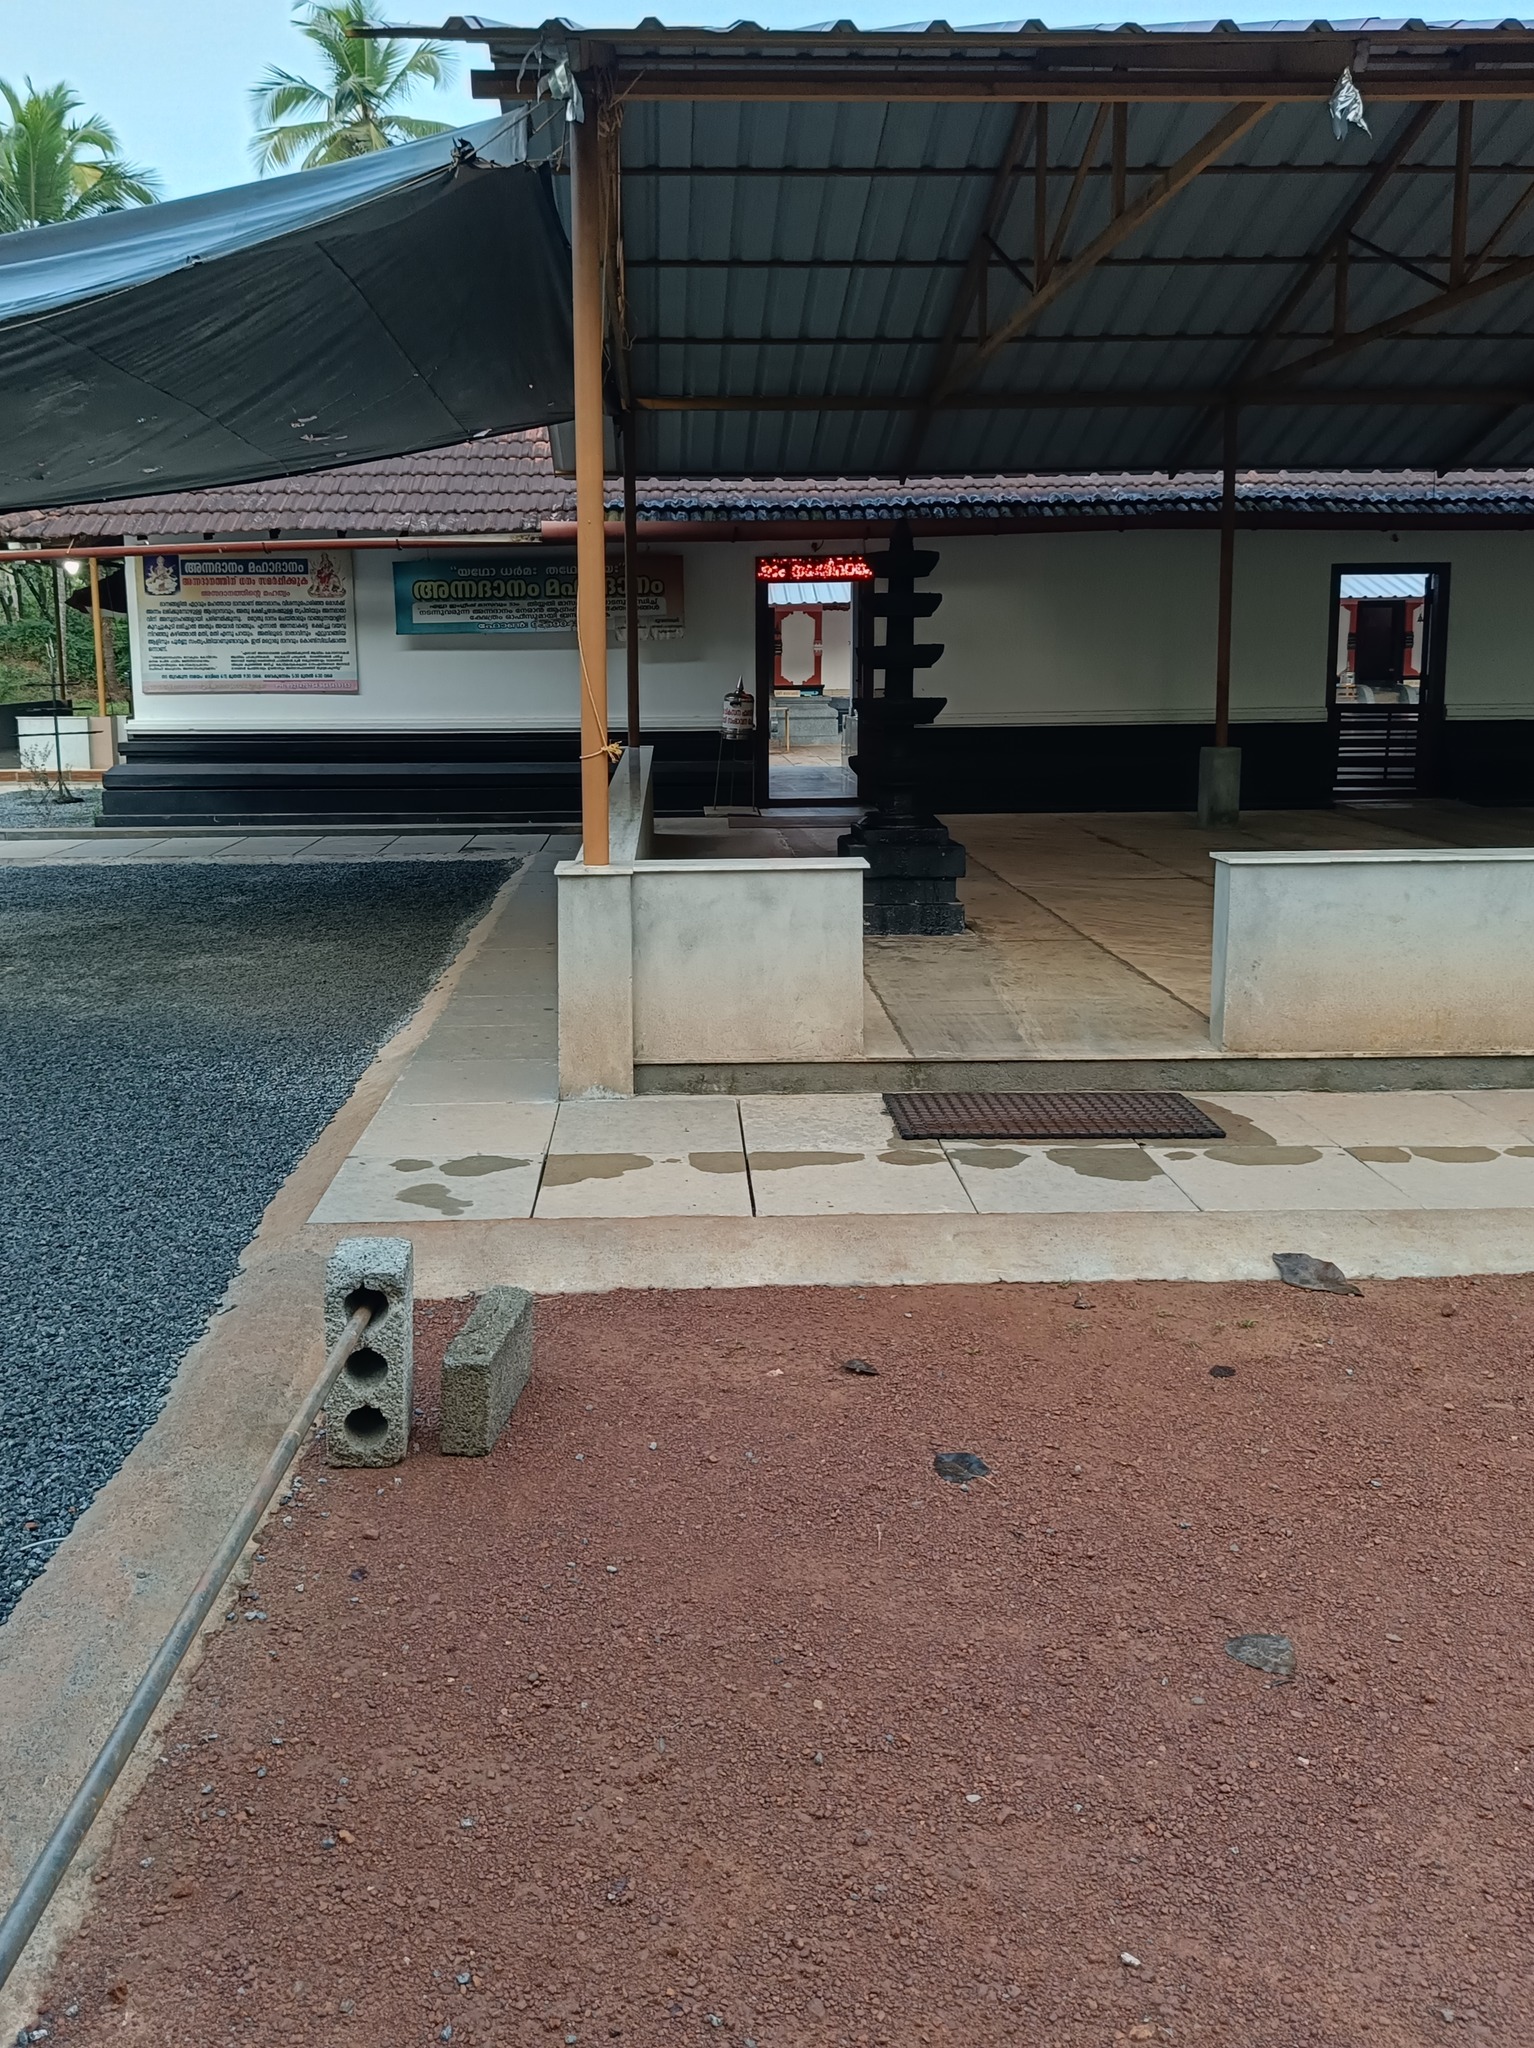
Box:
[755,555,872,802]
[1328,565,1449,798]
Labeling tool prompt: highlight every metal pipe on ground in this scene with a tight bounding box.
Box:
[0,1237,413,1997]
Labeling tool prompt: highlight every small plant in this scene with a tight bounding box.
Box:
[19,738,84,810]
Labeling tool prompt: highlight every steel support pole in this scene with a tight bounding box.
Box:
[88,557,108,718]
[622,412,641,746]
[1214,404,1238,749]
[571,108,611,864]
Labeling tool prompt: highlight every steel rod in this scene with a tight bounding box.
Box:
[88,558,107,719]
[1214,405,1239,749]
[0,1303,372,1994]
[571,107,612,865]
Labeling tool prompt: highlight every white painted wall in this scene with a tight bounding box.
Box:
[128,543,759,735]
[126,525,1534,737]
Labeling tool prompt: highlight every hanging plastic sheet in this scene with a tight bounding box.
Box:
[0,114,573,511]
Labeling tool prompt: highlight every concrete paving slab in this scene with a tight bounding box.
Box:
[1279,1089,1531,1148]
[132,835,243,859]
[944,1140,1199,1212]
[1150,1142,1422,1211]
[741,1093,975,1215]
[299,835,401,859]
[43,837,174,861]
[390,1054,559,1104]
[1187,1090,1349,1146]
[350,1098,558,1161]
[535,1095,750,1218]
[1451,1088,1534,1138]
[209,835,322,859]
[1342,1144,1534,1208]
[310,1150,544,1222]
[0,838,85,858]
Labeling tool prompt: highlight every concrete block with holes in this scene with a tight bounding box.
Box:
[440,1285,534,1455]
[324,1236,414,1467]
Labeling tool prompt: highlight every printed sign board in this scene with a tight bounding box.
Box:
[391,554,685,640]
[137,550,358,693]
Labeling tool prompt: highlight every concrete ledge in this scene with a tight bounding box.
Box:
[303,1207,1534,1295]
[1212,847,1534,1054]
[440,1284,534,1455]
[633,1054,1534,1093]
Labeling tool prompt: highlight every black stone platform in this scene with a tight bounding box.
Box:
[99,730,723,828]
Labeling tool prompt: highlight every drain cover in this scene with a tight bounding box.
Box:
[883,1091,1226,1142]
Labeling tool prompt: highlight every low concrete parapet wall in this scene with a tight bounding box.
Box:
[558,745,866,1094]
[1211,848,1534,1054]
[557,856,867,1095]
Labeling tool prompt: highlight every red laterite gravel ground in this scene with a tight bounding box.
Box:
[32,1275,1534,2048]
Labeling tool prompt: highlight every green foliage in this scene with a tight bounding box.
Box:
[0,562,130,709]
[251,0,453,172]
[0,79,158,233]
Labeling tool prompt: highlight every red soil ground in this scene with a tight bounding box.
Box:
[30,1275,1534,2048]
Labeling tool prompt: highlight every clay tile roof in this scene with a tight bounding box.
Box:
[2,432,1533,542]
[0,430,574,542]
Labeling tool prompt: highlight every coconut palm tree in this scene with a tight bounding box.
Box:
[0,80,158,233]
[250,0,454,173]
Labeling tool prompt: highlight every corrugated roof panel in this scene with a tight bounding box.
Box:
[606,68,1534,474]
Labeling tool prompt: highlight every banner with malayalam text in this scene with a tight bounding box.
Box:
[136,550,358,693]
[391,554,684,640]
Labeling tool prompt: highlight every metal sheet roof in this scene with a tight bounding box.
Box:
[434,16,1534,476]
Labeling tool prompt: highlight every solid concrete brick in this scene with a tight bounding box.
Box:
[324,1236,414,1467]
[440,1285,534,1456]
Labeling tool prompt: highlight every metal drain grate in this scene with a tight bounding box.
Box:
[883,1090,1226,1142]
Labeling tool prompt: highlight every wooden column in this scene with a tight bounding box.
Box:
[622,412,640,745]
[571,107,610,864]
[1214,404,1238,750]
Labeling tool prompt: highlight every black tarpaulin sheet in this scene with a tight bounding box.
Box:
[0,114,573,512]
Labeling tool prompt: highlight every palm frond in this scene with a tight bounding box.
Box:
[380,114,452,142]
[248,3,457,174]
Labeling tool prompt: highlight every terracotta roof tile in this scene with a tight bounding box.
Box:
[2,432,1533,542]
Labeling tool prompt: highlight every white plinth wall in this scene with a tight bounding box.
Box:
[557,855,868,1093]
[1211,848,1534,1054]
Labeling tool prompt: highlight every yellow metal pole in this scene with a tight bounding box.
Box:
[88,557,108,717]
[571,108,611,864]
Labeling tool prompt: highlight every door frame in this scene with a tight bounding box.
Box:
[1325,560,1452,797]
[753,556,872,808]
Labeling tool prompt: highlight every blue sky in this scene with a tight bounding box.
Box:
[3,1,1346,201]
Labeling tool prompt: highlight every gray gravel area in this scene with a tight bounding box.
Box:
[0,860,512,1620]
[0,786,102,829]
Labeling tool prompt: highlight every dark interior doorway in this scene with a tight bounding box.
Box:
[1328,565,1450,798]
